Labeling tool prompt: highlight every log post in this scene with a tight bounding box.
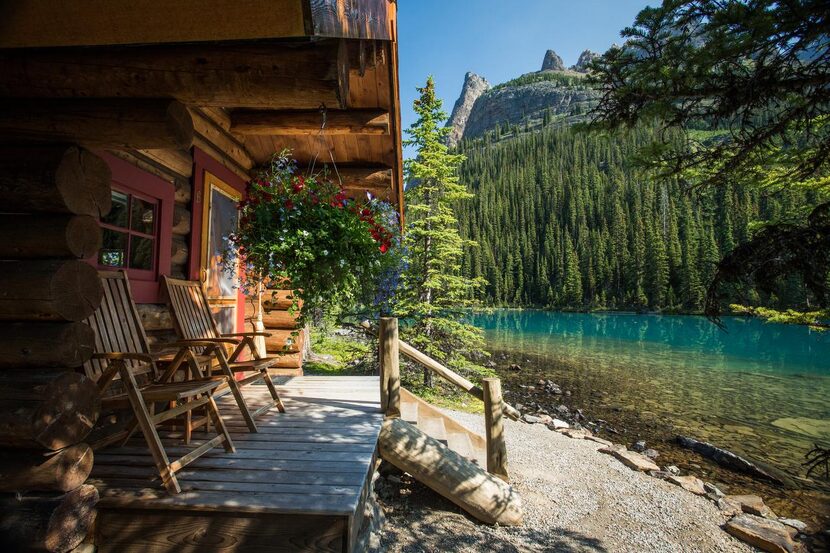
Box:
[0,322,96,369]
[0,99,194,150]
[483,378,509,482]
[0,370,101,450]
[0,145,111,217]
[0,484,99,553]
[0,443,93,492]
[379,317,400,418]
[0,260,104,322]
[0,214,101,259]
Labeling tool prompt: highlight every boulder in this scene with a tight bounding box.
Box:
[665,465,681,475]
[643,448,660,459]
[547,418,570,431]
[778,518,808,533]
[599,446,660,472]
[508,364,522,371]
[522,414,542,424]
[631,440,647,453]
[559,427,592,439]
[704,482,725,498]
[718,495,776,518]
[585,435,613,447]
[724,514,797,553]
[666,475,707,495]
[675,435,785,485]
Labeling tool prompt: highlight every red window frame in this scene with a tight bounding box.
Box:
[95,152,174,303]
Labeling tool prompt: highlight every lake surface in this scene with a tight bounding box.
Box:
[472,310,830,480]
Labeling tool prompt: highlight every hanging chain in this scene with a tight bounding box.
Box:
[307,103,343,189]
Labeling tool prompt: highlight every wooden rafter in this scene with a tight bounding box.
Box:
[230,109,390,136]
[0,40,350,110]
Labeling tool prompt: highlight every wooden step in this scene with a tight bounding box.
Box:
[400,401,418,424]
[418,417,447,445]
[447,431,473,459]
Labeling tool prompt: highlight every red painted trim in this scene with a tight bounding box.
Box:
[191,147,249,332]
[94,151,174,303]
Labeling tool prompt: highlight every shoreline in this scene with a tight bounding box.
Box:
[490,347,830,531]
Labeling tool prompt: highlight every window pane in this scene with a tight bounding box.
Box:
[129,235,154,270]
[102,190,129,228]
[130,197,156,234]
[99,229,127,267]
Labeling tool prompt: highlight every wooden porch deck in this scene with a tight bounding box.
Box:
[88,376,383,553]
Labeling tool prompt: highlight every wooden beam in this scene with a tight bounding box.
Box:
[0,484,98,553]
[0,370,101,450]
[0,146,111,217]
[0,40,350,109]
[231,109,390,135]
[0,322,95,368]
[0,99,193,150]
[300,164,394,199]
[190,107,255,176]
[0,443,94,493]
[0,260,104,322]
[379,418,523,526]
[0,214,101,259]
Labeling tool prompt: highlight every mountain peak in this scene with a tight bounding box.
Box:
[541,49,565,71]
[571,49,599,72]
[446,72,491,147]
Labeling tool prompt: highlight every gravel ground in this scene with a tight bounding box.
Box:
[379,411,755,553]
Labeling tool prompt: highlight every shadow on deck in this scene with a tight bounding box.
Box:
[88,376,382,553]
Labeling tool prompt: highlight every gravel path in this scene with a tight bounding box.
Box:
[379,411,755,553]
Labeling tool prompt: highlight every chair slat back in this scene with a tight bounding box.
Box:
[83,271,156,384]
[163,276,221,341]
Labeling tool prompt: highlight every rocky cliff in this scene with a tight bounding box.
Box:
[447,49,600,145]
[446,72,490,148]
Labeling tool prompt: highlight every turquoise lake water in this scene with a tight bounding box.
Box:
[472,310,830,477]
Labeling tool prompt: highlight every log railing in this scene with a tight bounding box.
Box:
[372,317,517,480]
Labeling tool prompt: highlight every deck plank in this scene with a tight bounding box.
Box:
[93,376,382,517]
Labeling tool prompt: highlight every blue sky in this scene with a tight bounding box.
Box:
[397,0,652,156]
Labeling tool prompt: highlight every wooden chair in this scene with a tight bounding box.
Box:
[83,271,235,494]
[162,276,286,433]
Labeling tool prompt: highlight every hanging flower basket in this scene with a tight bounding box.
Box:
[224,150,397,325]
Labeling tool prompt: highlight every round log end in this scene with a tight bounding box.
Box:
[51,443,95,493]
[56,147,112,217]
[46,484,99,552]
[33,372,101,450]
[66,216,103,259]
[53,261,104,322]
[166,101,195,151]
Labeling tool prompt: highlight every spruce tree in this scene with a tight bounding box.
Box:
[397,76,487,387]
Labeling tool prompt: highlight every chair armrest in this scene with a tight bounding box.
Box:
[173,338,241,347]
[92,352,155,363]
[222,332,273,338]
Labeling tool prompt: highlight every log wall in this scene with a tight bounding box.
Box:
[0,143,106,552]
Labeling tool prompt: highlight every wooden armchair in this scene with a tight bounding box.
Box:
[162,276,285,433]
[83,271,235,494]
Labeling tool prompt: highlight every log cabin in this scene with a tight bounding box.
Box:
[0,2,521,551]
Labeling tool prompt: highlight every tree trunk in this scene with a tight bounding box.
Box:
[0,443,93,493]
[0,484,99,553]
[0,322,96,368]
[0,370,101,450]
[0,214,101,259]
[0,145,111,217]
[0,260,103,322]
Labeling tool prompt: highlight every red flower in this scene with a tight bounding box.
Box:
[284,199,294,210]
[361,208,372,217]
[379,243,389,253]
[311,194,319,205]
[292,177,304,193]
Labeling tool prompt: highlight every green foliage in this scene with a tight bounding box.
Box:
[398,76,489,386]
[491,70,586,92]
[225,151,398,326]
[587,0,830,322]
[730,305,829,332]
[455,122,819,312]
[303,329,373,376]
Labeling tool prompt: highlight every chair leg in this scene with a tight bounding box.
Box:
[118,363,181,494]
[205,394,235,453]
[184,408,192,445]
[262,369,286,413]
[214,347,258,432]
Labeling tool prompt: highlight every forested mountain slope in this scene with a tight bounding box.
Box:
[455,121,816,311]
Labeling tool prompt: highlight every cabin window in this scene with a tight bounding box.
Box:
[99,189,159,276]
[95,152,174,303]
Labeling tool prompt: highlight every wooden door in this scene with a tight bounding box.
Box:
[200,171,240,334]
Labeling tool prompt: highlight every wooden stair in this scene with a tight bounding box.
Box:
[399,387,486,468]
